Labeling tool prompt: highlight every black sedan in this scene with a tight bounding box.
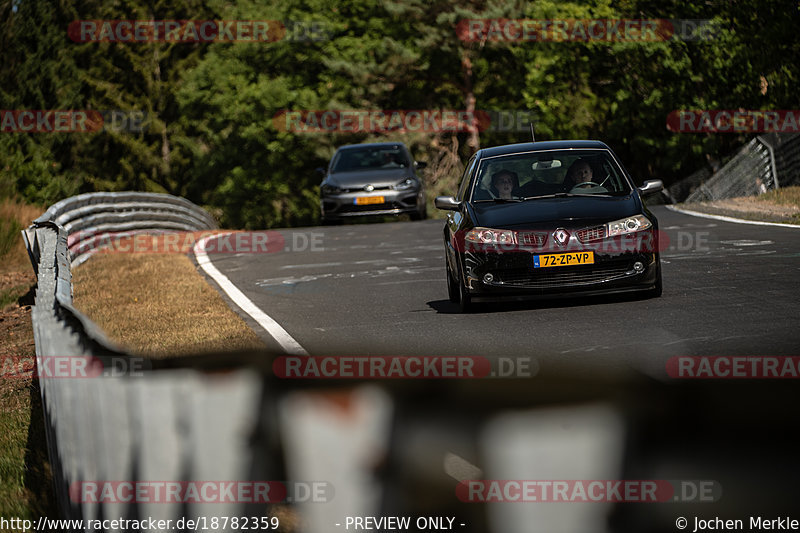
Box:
[435,140,663,312]
[319,142,427,223]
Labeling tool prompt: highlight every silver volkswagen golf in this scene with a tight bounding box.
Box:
[319,142,427,223]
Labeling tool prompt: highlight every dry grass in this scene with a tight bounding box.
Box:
[72,253,266,357]
[0,198,54,518]
[0,199,43,275]
[683,186,800,224]
[423,135,464,220]
[756,185,800,208]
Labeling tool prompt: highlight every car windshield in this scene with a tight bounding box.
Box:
[470,149,633,201]
[331,146,410,173]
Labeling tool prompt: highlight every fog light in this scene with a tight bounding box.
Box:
[483,273,494,284]
[633,261,644,273]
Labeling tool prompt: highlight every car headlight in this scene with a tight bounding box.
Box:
[606,215,652,237]
[465,227,516,245]
[321,183,343,195]
[392,178,417,190]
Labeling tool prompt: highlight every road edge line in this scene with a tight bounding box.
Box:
[665,205,800,229]
[193,233,309,356]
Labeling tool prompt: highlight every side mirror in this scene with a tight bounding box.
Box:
[435,196,460,211]
[637,180,664,196]
[415,161,427,169]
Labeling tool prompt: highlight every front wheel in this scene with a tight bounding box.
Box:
[649,267,663,298]
[643,264,662,299]
[458,278,473,313]
[456,264,473,313]
[446,259,459,303]
[444,258,459,304]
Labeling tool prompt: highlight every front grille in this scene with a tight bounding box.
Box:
[342,185,393,193]
[576,225,607,242]
[517,231,547,246]
[340,201,396,213]
[493,263,631,289]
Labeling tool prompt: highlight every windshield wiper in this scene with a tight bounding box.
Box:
[521,193,572,200]
[521,192,613,200]
[475,197,522,203]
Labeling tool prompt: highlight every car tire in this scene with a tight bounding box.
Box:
[645,264,663,298]
[456,263,473,313]
[458,278,473,313]
[446,259,459,303]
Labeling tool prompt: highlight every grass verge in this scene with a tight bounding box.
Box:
[72,252,265,356]
[680,186,800,225]
[0,198,56,519]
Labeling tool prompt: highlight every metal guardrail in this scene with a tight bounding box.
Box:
[684,136,777,203]
[670,133,800,203]
[27,192,217,267]
[22,193,283,525]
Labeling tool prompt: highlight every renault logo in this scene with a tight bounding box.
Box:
[553,228,569,246]
[364,184,374,192]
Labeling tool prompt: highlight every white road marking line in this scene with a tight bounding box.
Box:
[666,205,800,228]
[443,452,483,482]
[279,262,344,269]
[193,233,308,355]
[719,239,774,246]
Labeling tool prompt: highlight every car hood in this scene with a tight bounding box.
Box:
[471,194,641,228]
[327,168,413,188]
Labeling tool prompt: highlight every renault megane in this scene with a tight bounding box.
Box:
[435,140,663,312]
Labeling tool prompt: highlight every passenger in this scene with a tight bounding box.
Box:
[490,170,519,199]
[381,152,405,167]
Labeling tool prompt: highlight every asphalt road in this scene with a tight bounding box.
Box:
[202,206,800,378]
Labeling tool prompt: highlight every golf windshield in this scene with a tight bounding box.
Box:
[331,146,410,173]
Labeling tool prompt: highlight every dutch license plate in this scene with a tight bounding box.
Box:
[534,251,595,268]
[355,196,385,205]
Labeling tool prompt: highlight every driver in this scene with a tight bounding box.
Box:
[566,159,594,188]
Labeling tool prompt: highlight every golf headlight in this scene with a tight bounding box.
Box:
[466,227,516,245]
[606,215,652,236]
[392,178,417,190]
[321,183,343,195]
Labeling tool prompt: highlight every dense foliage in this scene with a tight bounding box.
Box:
[1,0,798,228]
